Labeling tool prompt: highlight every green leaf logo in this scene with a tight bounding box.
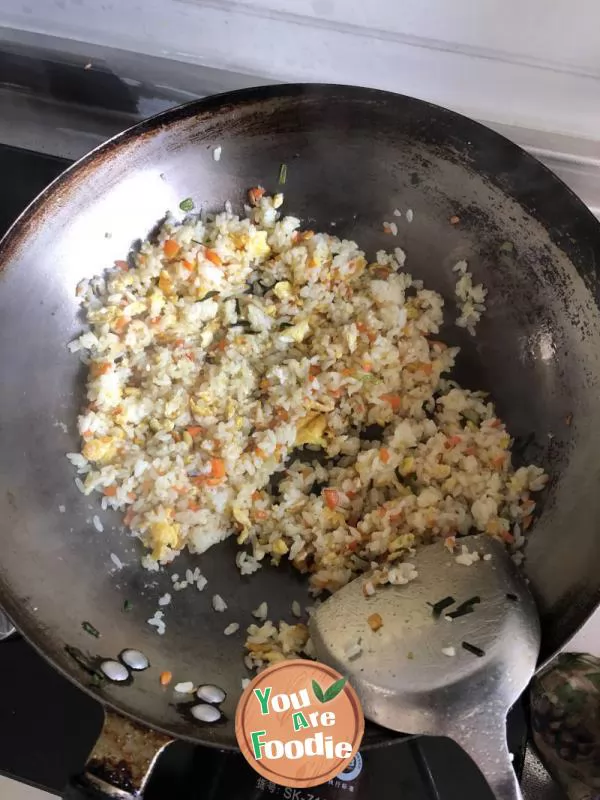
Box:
[323,677,347,702]
[312,676,347,703]
[312,679,325,703]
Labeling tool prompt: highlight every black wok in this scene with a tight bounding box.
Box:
[1,84,600,794]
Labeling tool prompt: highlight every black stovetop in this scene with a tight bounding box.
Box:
[0,144,527,800]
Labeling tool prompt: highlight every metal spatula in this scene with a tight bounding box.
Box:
[309,535,540,800]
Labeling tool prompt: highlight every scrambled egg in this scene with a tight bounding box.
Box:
[247,230,270,259]
[273,281,292,301]
[82,436,117,464]
[279,319,310,344]
[295,413,327,447]
[148,520,180,560]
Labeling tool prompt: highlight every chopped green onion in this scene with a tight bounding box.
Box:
[123,599,133,612]
[278,163,288,184]
[82,621,100,638]
[447,596,481,619]
[179,198,195,212]
[199,290,219,302]
[462,641,485,658]
[428,596,455,618]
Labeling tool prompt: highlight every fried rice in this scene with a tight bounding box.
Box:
[67,190,547,666]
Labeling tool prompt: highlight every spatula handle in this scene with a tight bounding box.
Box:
[447,713,523,800]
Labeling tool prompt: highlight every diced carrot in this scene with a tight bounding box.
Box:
[464,447,476,456]
[347,541,359,552]
[254,509,269,521]
[114,260,129,271]
[356,322,367,333]
[500,529,515,543]
[420,362,433,376]
[368,612,383,632]
[210,458,225,479]
[323,488,340,509]
[113,317,128,333]
[182,260,194,271]
[163,239,179,258]
[91,361,111,377]
[174,338,185,347]
[373,268,391,279]
[173,486,188,495]
[308,366,321,379]
[361,362,373,372]
[255,447,268,460]
[252,491,261,501]
[490,418,502,428]
[188,501,201,512]
[103,485,117,496]
[205,477,223,487]
[379,448,391,464]
[445,435,462,448]
[341,368,354,377]
[444,536,456,552]
[248,186,265,206]
[491,455,506,469]
[216,338,227,351]
[159,671,172,686]
[329,388,343,398]
[186,426,203,437]
[205,249,222,266]
[380,394,402,411]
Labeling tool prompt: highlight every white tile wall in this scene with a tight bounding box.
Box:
[0,776,56,799]
[2,0,600,141]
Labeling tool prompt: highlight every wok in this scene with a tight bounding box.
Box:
[1,83,600,795]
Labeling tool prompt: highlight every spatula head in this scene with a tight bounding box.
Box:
[309,535,540,737]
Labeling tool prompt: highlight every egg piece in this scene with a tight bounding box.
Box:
[295,413,327,447]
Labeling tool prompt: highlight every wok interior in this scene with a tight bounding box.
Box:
[1,86,600,747]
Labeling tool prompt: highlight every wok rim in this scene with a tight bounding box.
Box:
[1,82,599,748]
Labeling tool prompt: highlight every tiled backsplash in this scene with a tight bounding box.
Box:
[2,0,600,141]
